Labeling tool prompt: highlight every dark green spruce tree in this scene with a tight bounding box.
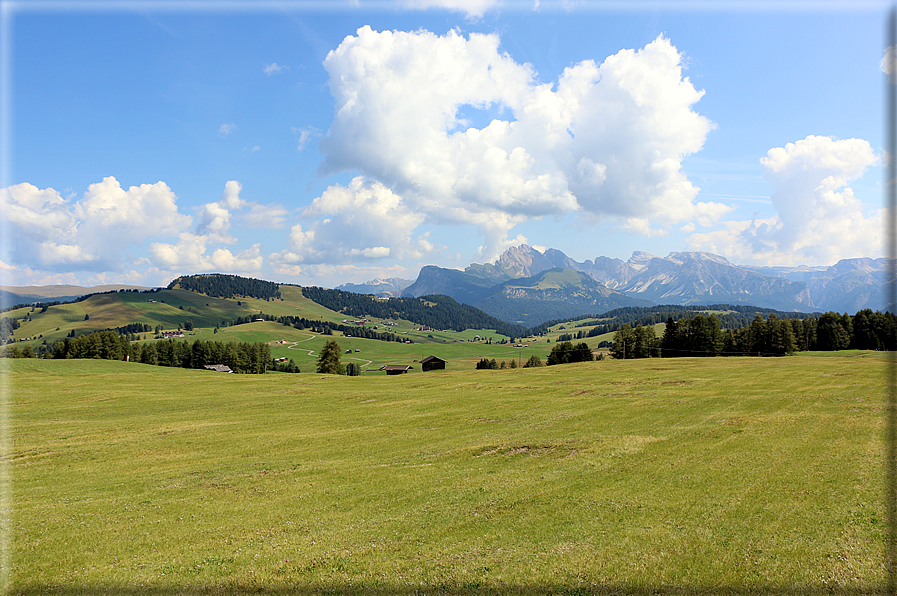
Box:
[316,338,345,375]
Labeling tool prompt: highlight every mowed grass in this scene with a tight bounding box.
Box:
[7,354,889,595]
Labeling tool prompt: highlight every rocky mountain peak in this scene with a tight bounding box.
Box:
[627,251,659,270]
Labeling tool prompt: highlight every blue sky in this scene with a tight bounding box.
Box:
[0,0,889,289]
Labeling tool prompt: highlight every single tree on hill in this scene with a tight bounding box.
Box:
[316,339,345,375]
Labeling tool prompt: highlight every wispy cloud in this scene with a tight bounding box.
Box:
[218,123,237,136]
[263,62,287,75]
[398,0,502,19]
[292,126,321,151]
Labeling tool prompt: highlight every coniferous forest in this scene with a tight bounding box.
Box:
[610,309,897,359]
[168,274,281,300]
[43,330,279,374]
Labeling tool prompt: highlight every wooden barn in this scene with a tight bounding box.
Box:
[380,365,412,375]
[420,356,446,372]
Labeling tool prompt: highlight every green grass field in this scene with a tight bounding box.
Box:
[5,353,889,594]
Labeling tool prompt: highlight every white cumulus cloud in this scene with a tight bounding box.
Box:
[149,233,263,273]
[194,180,246,243]
[319,27,727,261]
[1,177,192,271]
[1,177,283,278]
[270,176,433,266]
[687,135,881,266]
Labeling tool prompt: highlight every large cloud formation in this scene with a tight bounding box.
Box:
[2,177,190,271]
[688,135,881,265]
[314,27,728,260]
[1,177,271,278]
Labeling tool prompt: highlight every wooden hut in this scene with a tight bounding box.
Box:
[420,356,446,372]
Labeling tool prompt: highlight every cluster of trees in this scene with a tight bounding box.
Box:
[476,358,515,369]
[131,339,274,373]
[659,314,792,357]
[1,344,35,358]
[557,331,590,342]
[302,287,528,338]
[611,309,897,359]
[30,330,280,374]
[547,341,595,365]
[48,331,133,361]
[168,274,281,300]
[476,355,544,369]
[610,324,661,359]
[109,322,153,337]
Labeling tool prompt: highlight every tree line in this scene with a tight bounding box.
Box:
[611,309,897,359]
[476,355,543,369]
[6,330,284,374]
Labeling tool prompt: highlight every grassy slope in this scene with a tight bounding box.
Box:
[7,354,887,594]
[2,285,711,367]
[3,286,384,349]
[164,321,531,372]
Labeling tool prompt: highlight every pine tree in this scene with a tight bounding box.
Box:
[610,325,636,359]
[316,339,344,374]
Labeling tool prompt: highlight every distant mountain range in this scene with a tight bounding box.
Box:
[394,245,892,325]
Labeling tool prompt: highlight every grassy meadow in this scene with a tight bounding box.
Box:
[5,352,890,594]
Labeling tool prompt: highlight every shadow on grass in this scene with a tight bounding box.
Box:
[9,583,888,595]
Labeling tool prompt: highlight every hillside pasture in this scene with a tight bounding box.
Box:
[9,301,88,345]
[6,354,888,594]
[205,322,532,372]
